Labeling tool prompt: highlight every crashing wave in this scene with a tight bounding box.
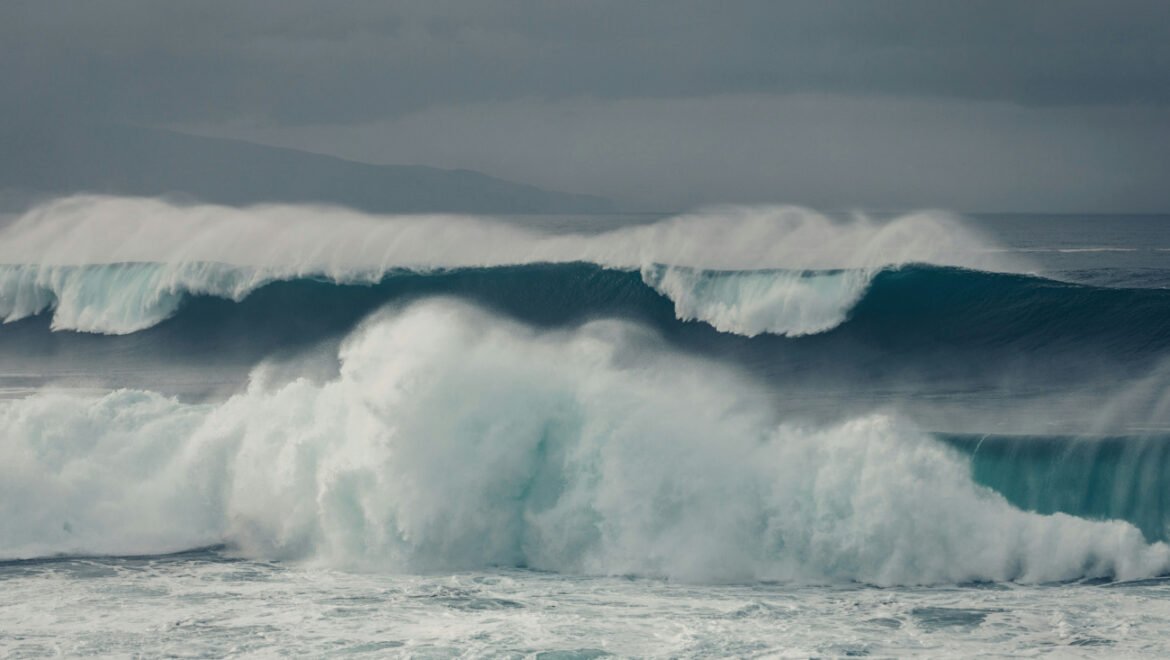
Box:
[641,265,875,337]
[0,195,1019,335]
[0,262,266,334]
[2,299,1166,585]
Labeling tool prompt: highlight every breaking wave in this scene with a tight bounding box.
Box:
[0,195,1018,336]
[1,299,1167,585]
[3,263,1168,362]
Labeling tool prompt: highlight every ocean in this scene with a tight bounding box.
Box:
[1,197,1168,656]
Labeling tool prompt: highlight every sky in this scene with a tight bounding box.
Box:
[3,0,1169,212]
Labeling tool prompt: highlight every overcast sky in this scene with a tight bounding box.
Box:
[4,0,1169,212]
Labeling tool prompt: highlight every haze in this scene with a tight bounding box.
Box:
[3,0,1169,212]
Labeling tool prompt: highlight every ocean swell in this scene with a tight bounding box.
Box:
[3,263,1169,364]
[0,262,272,334]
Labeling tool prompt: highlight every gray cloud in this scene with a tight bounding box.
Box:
[4,0,1170,126]
[3,0,1169,211]
[183,94,1170,213]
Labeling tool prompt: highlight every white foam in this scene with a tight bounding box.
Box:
[0,262,272,333]
[641,266,874,337]
[0,196,1019,335]
[0,299,1163,585]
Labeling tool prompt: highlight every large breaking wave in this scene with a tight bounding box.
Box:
[3,299,1168,585]
[0,195,1019,336]
[2,197,1166,348]
[3,262,1168,363]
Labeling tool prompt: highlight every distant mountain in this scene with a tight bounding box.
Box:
[0,123,615,214]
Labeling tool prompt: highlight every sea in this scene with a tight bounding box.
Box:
[1,197,1168,657]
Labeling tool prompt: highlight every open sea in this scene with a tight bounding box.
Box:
[1,198,1169,657]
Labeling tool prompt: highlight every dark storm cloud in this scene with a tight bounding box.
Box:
[3,0,1170,126]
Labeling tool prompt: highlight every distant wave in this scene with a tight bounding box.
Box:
[4,196,1170,588]
[0,261,881,337]
[0,262,270,334]
[0,195,1019,335]
[1002,247,1141,254]
[641,265,874,337]
[3,263,1169,360]
[2,299,1166,585]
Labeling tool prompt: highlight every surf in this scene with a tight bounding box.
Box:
[2,299,1168,586]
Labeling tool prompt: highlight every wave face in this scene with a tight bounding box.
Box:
[944,435,1170,543]
[3,299,1168,585]
[4,263,1168,367]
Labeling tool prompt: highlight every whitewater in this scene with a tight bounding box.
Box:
[3,197,1170,656]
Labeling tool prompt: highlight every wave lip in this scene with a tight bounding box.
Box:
[945,433,1170,543]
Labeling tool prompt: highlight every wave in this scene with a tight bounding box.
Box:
[6,196,1168,341]
[641,265,874,337]
[1005,247,1141,254]
[1049,268,1170,289]
[0,195,1022,336]
[0,261,883,338]
[0,262,271,334]
[3,263,1169,366]
[943,434,1170,543]
[0,196,1015,272]
[1,299,1166,585]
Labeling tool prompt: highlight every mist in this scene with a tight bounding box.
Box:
[5,0,1170,212]
[183,93,1170,212]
